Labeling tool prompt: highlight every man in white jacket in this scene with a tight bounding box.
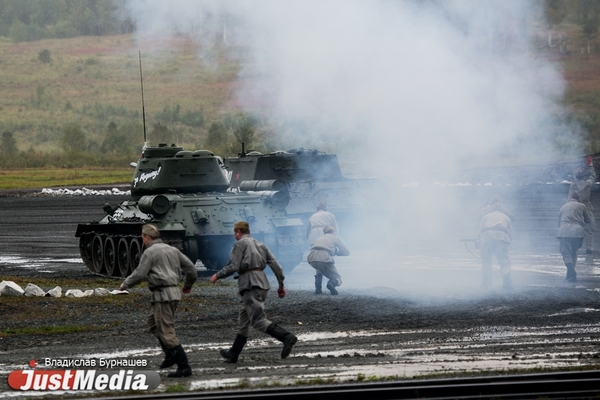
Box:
[477,210,513,290]
[306,201,339,246]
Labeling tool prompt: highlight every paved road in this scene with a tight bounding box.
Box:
[0,193,124,262]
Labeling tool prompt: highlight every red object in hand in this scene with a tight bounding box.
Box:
[587,155,594,166]
[277,287,286,298]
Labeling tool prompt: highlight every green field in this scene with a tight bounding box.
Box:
[0,167,131,189]
[0,34,240,156]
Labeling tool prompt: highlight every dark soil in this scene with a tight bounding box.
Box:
[0,189,599,399]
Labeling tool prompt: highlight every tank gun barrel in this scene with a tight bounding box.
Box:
[239,180,287,192]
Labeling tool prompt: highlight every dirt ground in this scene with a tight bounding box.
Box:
[1,191,600,398]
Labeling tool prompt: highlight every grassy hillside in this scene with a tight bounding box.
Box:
[1,29,600,173]
[563,55,600,150]
[0,34,238,156]
[0,167,132,189]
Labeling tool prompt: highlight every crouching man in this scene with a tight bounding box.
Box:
[307,226,350,295]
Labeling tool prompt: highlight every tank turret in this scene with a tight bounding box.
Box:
[131,144,230,199]
[224,147,371,218]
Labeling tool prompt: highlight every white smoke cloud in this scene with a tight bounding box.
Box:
[122,0,582,297]
[123,0,581,181]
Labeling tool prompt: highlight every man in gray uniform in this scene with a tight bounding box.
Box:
[480,195,515,223]
[307,226,350,295]
[210,221,297,363]
[306,201,339,246]
[120,223,197,378]
[477,210,513,289]
[558,191,593,282]
[569,156,596,254]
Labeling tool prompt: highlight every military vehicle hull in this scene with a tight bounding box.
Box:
[75,146,304,277]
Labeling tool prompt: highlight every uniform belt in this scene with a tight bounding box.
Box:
[234,268,262,279]
[150,285,177,292]
[482,227,508,233]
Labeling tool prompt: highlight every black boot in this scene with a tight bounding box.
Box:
[158,339,176,369]
[566,263,577,282]
[167,345,192,378]
[314,274,323,294]
[267,323,298,359]
[219,334,247,363]
[326,281,338,295]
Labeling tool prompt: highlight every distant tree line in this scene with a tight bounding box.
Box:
[0,110,260,168]
[0,0,134,43]
[1,0,600,49]
[1,0,600,54]
[545,0,600,53]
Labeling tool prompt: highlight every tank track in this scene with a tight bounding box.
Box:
[79,226,303,278]
[79,230,184,279]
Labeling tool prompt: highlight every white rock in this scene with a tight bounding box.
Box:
[24,283,46,297]
[46,286,62,298]
[195,259,207,271]
[94,288,111,296]
[110,290,129,295]
[65,289,85,298]
[83,289,94,297]
[0,281,24,296]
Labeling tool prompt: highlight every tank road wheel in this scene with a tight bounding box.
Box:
[117,238,130,277]
[129,238,143,271]
[79,233,93,268]
[103,237,117,277]
[91,235,104,274]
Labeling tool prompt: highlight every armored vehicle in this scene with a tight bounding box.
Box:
[224,147,375,222]
[75,144,304,278]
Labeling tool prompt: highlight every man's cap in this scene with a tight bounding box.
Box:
[316,201,327,210]
[234,221,250,231]
[142,223,160,238]
[489,195,502,205]
[323,226,335,234]
[571,190,581,201]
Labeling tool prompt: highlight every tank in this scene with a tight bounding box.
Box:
[224,147,375,222]
[75,144,304,278]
